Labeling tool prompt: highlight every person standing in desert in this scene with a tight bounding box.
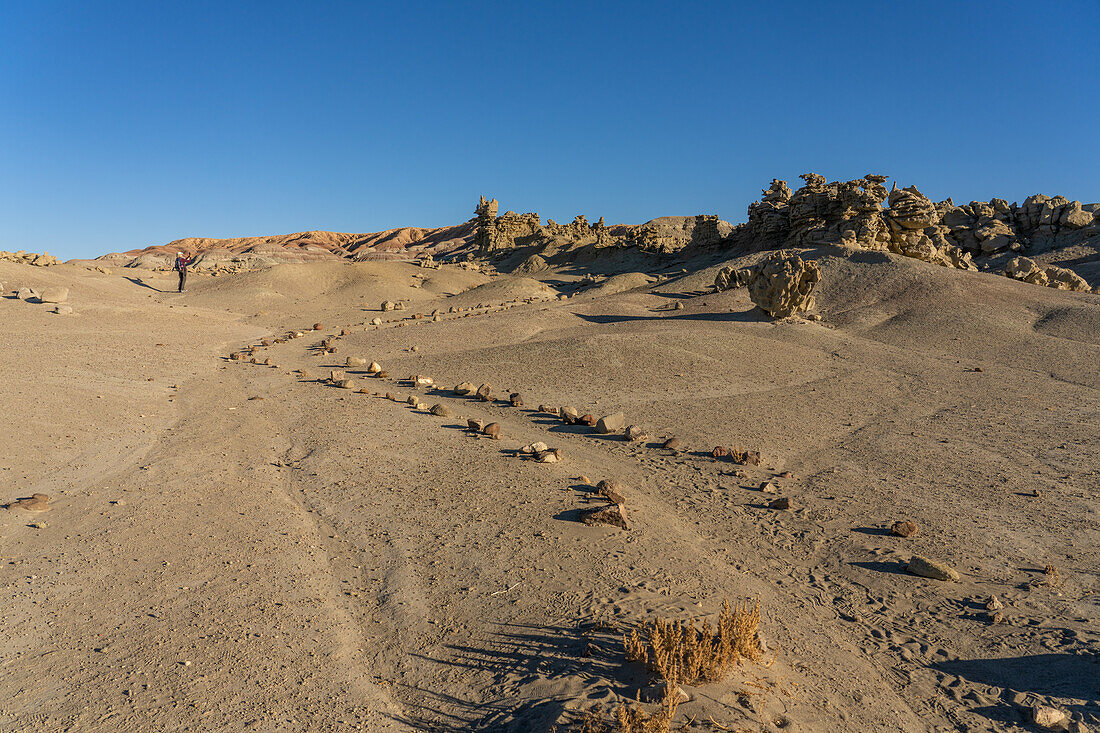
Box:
[174,251,195,292]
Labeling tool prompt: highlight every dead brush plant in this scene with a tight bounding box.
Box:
[625,598,761,687]
[552,684,683,733]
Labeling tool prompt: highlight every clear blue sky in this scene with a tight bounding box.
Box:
[2,1,1098,259]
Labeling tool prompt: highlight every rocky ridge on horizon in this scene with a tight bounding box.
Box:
[85,175,1100,289]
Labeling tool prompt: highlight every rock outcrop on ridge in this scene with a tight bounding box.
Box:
[88,177,1097,291]
[728,174,1098,287]
[1,250,60,266]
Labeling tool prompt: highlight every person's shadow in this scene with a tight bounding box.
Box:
[124,276,172,293]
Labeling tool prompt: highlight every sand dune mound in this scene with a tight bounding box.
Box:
[582,272,657,298]
[447,277,557,305]
[181,261,488,307]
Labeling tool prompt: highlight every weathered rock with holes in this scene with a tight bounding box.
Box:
[748,251,821,318]
[906,556,959,581]
[714,266,754,292]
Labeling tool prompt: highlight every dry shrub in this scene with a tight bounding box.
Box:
[615,682,682,732]
[558,600,761,733]
[553,683,683,733]
[1043,564,1063,587]
[627,598,761,687]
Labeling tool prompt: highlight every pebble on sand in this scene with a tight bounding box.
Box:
[596,480,627,504]
[595,412,625,434]
[890,520,919,537]
[906,556,959,582]
[5,493,51,512]
[580,503,629,530]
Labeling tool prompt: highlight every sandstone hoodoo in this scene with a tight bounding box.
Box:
[1004,256,1091,292]
[748,251,821,318]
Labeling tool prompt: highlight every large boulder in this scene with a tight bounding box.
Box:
[747,251,821,318]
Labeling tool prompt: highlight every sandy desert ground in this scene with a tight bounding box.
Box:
[1,249,1097,732]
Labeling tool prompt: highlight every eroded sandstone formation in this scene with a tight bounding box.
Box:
[472,197,731,258]
[1,250,60,266]
[733,174,1098,276]
[747,251,821,318]
[1004,257,1090,292]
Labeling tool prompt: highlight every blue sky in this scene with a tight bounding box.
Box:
[2,1,1098,259]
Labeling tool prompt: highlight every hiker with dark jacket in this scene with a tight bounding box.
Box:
[174,252,196,292]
